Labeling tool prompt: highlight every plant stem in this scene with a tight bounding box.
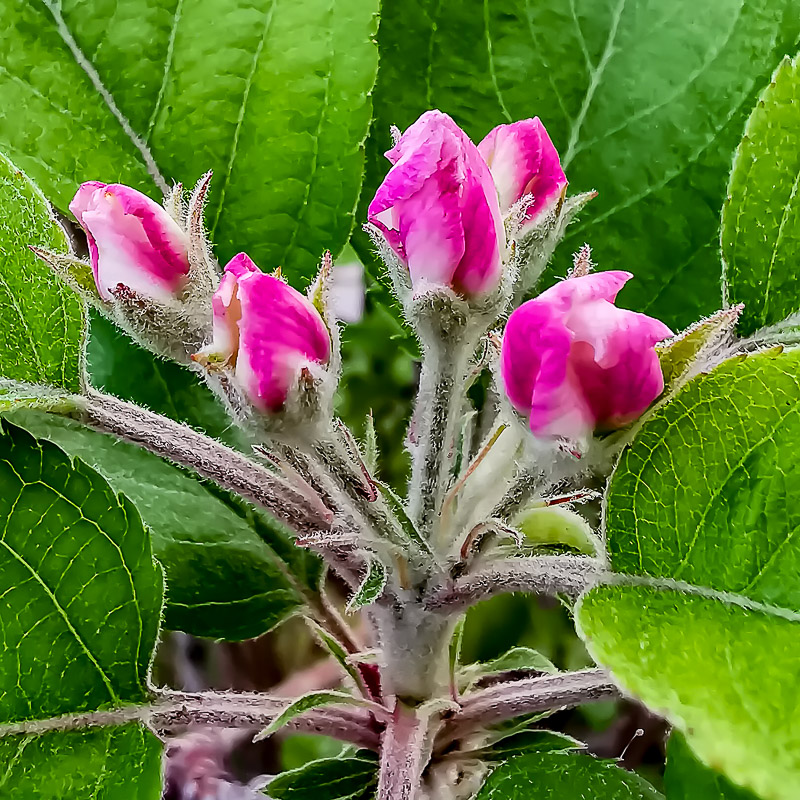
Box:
[407,334,477,538]
[77,390,331,537]
[426,555,602,612]
[0,691,381,750]
[378,701,442,800]
[439,669,619,747]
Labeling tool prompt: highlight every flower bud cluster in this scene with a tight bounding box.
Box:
[60,178,337,431]
[53,108,673,447]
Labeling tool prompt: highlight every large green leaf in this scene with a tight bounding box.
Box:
[0,724,162,799]
[582,348,800,798]
[474,752,662,799]
[0,151,84,392]
[665,732,759,800]
[578,584,800,800]
[0,0,379,283]
[358,0,800,329]
[722,55,800,336]
[8,409,317,640]
[606,347,800,611]
[0,421,162,723]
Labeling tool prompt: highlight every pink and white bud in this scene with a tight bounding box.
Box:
[368,110,504,299]
[199,253,331,413]
[69,182,190,302]
[478,118,567,233]
[500,271,673,442]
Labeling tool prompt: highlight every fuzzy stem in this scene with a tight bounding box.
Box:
[378,702,441,800]
[440,669,619,747]
[77,391,331,537]
[426,556,602,613]
[407,335,477,538]
[0,691,381,749]
[372,599,457,702]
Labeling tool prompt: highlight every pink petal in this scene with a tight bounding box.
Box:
[234,262,331,412]
[566,300,673,369]
[478,118,567,228]
[538,271,633,313]
[368,110,504,298]
[500,271,673,441]
[500,299,570,414]
[69,182,189,301]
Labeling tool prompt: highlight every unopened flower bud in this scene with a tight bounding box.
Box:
[500,271,673,442]
[478,118,567,236]
[368,110,505,301]
[196,253,332,415]
[69,182,190,302]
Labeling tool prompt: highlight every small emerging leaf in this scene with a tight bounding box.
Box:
[255,691,370,742]
[375,479,437,561]
[347,558,387,612]
[515,506,600,557]
[656,306,741,389]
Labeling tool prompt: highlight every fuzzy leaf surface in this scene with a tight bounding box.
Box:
[9,410,315,640]
[0,0,379,283]
[606,348,800,611]
[722,55,800,335]
[578,584,800,800]
[0,152,84,393]
[358,0,800,329]
[474,752,663,798]
[0,422,162,723]
[665,732,760,800]
[0,724,162,799]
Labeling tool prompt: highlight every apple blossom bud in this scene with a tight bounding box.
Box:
[368,110,504,300]
[478,118,568,235]
[69,182,190,302]
[500,271,673,442]
[196,253,331,414]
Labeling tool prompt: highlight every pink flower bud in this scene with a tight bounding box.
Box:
[200,253,331,412]
[478,118,568,232]
[501,271,673,441]
[368,110,504,299]
[69,182,190,302]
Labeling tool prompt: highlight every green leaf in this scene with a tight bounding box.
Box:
[0,0,380,284]
[578,583,800,800]
[722,55,800,336]
[0,421,162,723]
[374,479,436,560]
[255,691,368,742]
[655,308,741,390]
[459,646,558,694]
[267,755,377,800]
[475,646,558,676]
[473,729,583,761]
[516,506,600,556]
[0,724,162,799]
[346,558,387,612]
[8,409,317,641]
[665,732,760,800]
[474,752,663,799]
[0,151,85,393]
[606,348,800,611]
[360,0,800,329]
